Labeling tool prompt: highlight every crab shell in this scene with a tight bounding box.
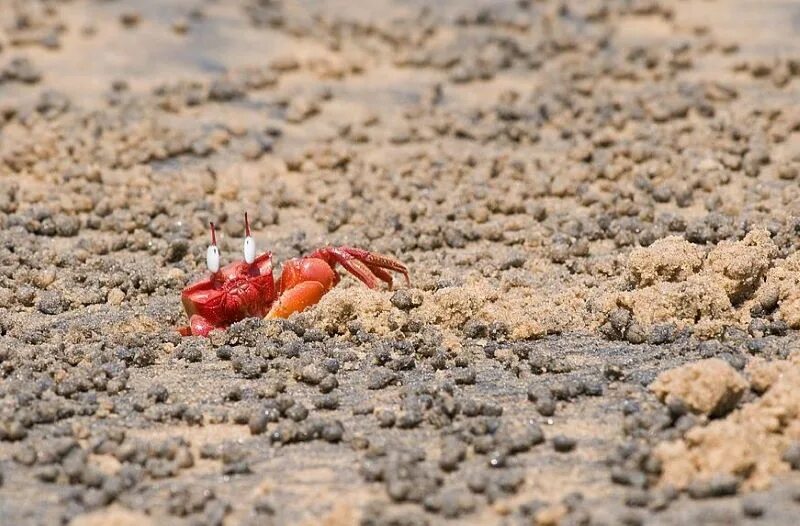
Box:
[180,251,277,327]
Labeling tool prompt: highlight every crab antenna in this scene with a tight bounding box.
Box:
[206,222,220,273]
[243,212,256,264]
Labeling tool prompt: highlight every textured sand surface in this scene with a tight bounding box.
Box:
[1,1,800,524]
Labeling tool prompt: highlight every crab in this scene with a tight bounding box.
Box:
[178,213,410,336]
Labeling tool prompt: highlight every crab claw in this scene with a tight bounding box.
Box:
[267,281,328,319]
[265,246,408,320]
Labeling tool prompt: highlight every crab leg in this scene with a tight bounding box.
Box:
[265,247,409,319]
[367,265,395,289]
[305,246,410,288]
[178,314,219,337]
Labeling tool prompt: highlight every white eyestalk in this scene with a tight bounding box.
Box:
[243,212,255,264]
[206,222,220,273]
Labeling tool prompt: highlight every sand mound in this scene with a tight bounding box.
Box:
[759,251,800,329]
[305,229,796,343]
[479,287,594,340]
[628,236,704,286]
[608,229,783,338]
[654,350,800,491]
[301,279,595,342]
[705,229,777,304]
[650,358,748,417]
[300,286,403,336]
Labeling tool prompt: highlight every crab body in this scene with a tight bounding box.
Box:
[179,216,408,337]
[181,252,276,334]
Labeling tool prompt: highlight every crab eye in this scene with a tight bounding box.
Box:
[243,212,255,264]
[207,245,220,273]
[244,237,255,264]
[206,222,220,273]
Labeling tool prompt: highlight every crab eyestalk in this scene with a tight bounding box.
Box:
[243,212,255,265]
[206,221,220,273]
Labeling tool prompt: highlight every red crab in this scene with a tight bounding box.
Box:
[178,213,409,337]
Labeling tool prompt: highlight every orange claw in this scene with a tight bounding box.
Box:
[267,281,327,318]
[268,257,338,318]
[268,247,410,319]
[279,257,338,294]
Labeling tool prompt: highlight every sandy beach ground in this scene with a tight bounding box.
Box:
[2,0,800,524]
